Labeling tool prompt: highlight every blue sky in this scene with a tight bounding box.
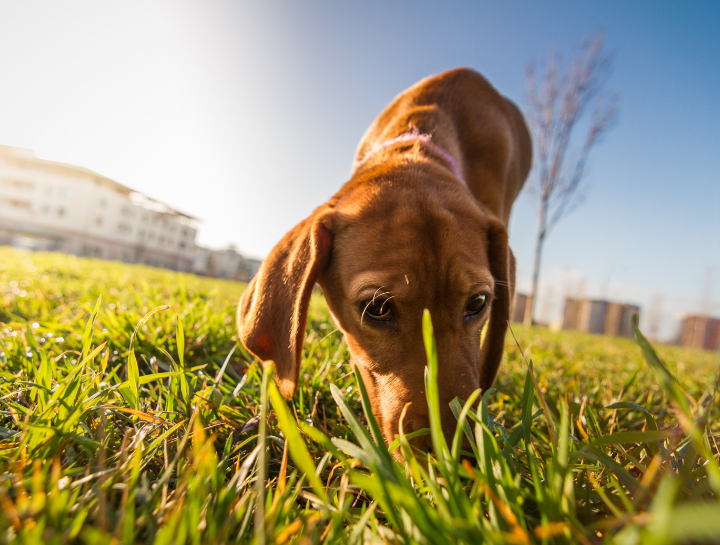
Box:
[0,1,718,340]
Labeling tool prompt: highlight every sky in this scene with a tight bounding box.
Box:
[0,1,718,341]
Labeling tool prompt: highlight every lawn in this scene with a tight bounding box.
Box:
[0,246,719,544]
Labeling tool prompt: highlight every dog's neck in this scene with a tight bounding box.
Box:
[354,128,465,185]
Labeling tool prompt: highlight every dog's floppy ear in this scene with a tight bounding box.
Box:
[479,218,512,392]
[237,206,333,398]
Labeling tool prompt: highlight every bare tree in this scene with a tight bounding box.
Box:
[523,32,619,325]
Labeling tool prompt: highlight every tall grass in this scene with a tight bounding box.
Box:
[0,247,719,544]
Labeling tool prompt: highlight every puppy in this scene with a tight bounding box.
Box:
[237,68,531,449]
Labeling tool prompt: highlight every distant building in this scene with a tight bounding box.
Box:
[193,245,261,283]
[677,315,720,351]
[512,293,529,323]
[0,144,198,271]
[562,298,639,338]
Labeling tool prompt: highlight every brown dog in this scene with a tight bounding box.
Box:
[237,68,531,450]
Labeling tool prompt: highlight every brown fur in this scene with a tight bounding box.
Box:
[237,68,532,449]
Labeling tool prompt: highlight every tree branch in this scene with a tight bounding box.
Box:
[522,31,619,322]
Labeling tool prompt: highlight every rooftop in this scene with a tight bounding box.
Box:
[0,143,199,222]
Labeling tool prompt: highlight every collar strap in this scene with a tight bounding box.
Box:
[353,128,465,185]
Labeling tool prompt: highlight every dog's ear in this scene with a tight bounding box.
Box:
[237,207,333,398]
[479,218,512,392]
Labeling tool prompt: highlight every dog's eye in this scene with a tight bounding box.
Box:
[464,294,487,316]
[361,297,393,321]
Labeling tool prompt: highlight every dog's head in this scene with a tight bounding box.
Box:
[237,162,513,451]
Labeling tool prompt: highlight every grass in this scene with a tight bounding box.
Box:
[0,245,719,544]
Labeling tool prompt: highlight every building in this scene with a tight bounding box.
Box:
[512,293,529,323]
[562,297,639,338]
[193,245,261,283]
[677,315,720,351]
[0,144,198,271]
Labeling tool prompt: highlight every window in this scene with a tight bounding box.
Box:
[1,179,34,190]
[99,198,107,207]
[95,217,103,226]
[60,188,71,199]
[82,244,102,258]
[0,198,31,210]
[117,222,131,234]
[57,207,66,216]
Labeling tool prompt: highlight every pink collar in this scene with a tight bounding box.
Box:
[353,128,465,185]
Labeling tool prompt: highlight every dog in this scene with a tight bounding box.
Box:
[237,68,531,450]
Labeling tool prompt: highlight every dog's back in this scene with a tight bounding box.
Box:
[354,68,531,225]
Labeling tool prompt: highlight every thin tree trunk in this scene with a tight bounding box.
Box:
[525,211,546,326]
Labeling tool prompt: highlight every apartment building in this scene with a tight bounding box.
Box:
[677,315,720,351]
[512,293,530,323]
[0,144,198,271]
[562,298,640,338]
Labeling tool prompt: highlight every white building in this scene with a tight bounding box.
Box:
[0,144,198,271]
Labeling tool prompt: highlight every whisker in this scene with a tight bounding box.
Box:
[371,287,391,301]
[361,287,394,327]
[471,280,511,287]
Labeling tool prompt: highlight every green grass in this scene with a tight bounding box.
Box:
[1,245,719,544]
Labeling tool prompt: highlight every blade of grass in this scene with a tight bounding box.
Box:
[423,309,450,465]
[268,375,329,505]
[508,325,556,449]
[353,364,394,466]
[254,361,272,544]
[81,296,102,362]
[127,350,139,410]
[329,384,393,481]
[450,395,481,461]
